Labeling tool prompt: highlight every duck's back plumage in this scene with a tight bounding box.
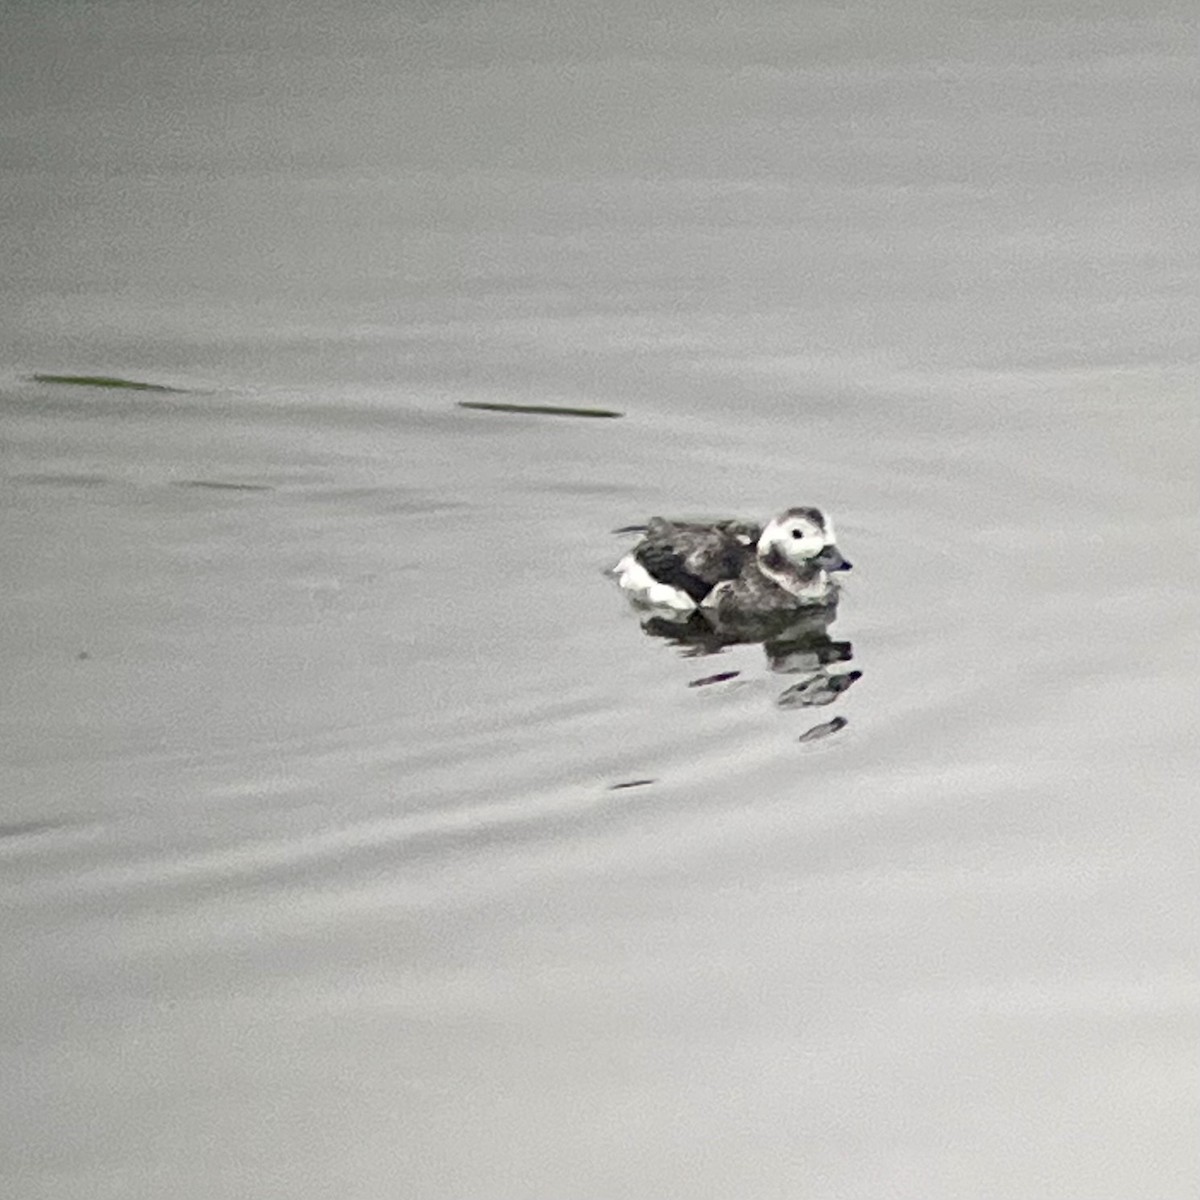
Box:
[632,517,757,603]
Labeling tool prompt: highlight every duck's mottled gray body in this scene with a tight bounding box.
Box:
[700,556,835,621]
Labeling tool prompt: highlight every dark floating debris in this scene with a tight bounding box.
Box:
[0,818,74,840]
[608,779,656,790]
[458,401,623,419]
[30,373,188,394]
[76,650,90,661]
[797,716,848,743]
[777,669,862,708]
[14,472,109,487]
[688,670,740,688]
[172,480,273,492]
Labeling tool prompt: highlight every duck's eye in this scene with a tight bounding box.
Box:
[791,529,805,539]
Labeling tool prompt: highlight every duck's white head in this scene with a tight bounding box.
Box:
[757,507,851,573]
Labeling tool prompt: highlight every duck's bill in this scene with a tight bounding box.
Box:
[814,545,852,572]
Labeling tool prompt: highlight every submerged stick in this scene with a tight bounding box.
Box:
[457,401,623,419]
[30,373,188,394]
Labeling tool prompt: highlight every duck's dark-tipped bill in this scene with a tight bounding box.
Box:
[814,545,852,572]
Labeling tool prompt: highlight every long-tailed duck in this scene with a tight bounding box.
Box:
[612,507,851,618]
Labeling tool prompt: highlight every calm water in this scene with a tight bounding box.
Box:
[3,3,1198,1197]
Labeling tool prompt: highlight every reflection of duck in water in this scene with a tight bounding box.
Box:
[777,668,863,708]
[635,601,863,727]
[611,507,851,621]
[637,603,852,671]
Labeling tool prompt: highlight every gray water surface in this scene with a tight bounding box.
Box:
[3,3,1198,1198]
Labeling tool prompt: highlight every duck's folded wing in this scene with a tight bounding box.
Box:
[634,539,711,603]
[634,519,750,602]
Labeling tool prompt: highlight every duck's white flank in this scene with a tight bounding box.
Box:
[612,553,697,613]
